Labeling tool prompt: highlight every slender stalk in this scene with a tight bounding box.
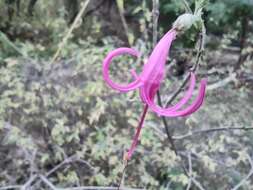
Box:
[232,154,253,190]
[116,0,131,45]
[117,104,149,190]
[0,186,22,190]
[0,31,28,58]
[152,0,189,177]
[234,16,249,71]
[182,0,193,14]
[0,185,144,190]
[152,0,159,48]
[127,104,149,159]
[117,161,128,190]
[157,92,178,153]
[125,105,149,157]
[165,24,205,107]
[152,0,179,157]
[173,127,253,140]
[50,0,90,64]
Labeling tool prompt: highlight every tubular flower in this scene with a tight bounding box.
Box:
[102,28,207,160]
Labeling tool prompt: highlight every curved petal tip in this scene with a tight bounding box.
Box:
[102,48,142,92]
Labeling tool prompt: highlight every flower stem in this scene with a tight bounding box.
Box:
[127,104,149,160]
[117,104,148,190]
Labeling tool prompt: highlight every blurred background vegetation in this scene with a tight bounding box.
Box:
[0,0,253,189]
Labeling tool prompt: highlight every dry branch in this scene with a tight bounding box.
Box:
[232,154,253,190]
[50,0,90,64]
[172,127,253,140]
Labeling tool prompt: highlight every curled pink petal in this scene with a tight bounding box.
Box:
[140,72,196,112]
[102,48,143,92]
[141,78,207,117]
[166,72,196,111]
[177,79,207,116]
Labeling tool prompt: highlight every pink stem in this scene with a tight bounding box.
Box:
[127,104,149,160]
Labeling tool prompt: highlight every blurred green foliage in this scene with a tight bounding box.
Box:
[0,0,253,189]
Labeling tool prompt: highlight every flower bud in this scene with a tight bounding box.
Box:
[173,13,199,32]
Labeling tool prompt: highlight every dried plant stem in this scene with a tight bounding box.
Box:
[152,0,178,157]
[116,0,131,45]
[173,127,253,140]
[0,31,30,59]
[152,0,189,177]
[0,186,22,190]
[0,184,144,190]
[186,153,193,190]
[165,23,206,107]
[182,0,193,14]
[65,186,144,190]
[39,175,58,190]
[232,154,253,190]
[186,153,206,190]
[31,154,94,189]
[117,161,128,190]
[157,92,178,154]
[152,0,208,183]
[152,0,159,48]
[50,0,90,64]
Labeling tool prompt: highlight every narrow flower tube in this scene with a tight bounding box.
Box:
[140,29,177,84]
[126,104,149,160]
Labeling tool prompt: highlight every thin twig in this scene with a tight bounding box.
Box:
[84,0,104,17]
[157,92,179,154]
[31,154,95,189]
[152,0,189,176]
[191,178,206,190]
[46,155,76,176]
[186,153,206,190]
[150,124,253,141]
[62,186,145,190]
[165,74,191,107]
[0,31,30,59]
[75,158,96,172]
[158,8,206,159]
[39,175,58,190]
[186,153,193,190]
[116,0,131,45]
[182,0,193,14]
[205,74,236,92]
[152,0,176,152]
[165,73,236,101]
[46,155,95,177]
[0,185,144,190]
[0,186,22,190]
[117,161,128,190]
[172,127,253,140]
[152,0,159,48]
[232,154,253,190]
[165,26,205,107]
[20,174,38,190]
[50,0,90,64]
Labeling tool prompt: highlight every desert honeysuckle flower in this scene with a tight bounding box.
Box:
[102,28,207,160]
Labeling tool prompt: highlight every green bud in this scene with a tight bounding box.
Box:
[173,13,199,32]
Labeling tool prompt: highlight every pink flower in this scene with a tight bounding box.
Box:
[102,28,207,160]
